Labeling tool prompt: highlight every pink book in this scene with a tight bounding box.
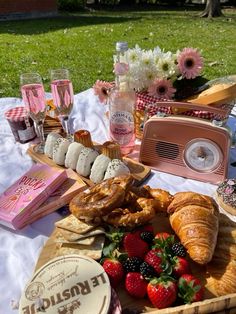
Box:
[0,163,67,230]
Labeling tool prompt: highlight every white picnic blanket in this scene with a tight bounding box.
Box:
[0,89,236,313]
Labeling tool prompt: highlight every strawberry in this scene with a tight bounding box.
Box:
[172,256,191,278]
[144,249,171,275]
[123,232,149,258]
[147,276,177,309]
[102,258,124,287]
[154,232,172,240]
[125,272,147,298]
[178,274,204,303]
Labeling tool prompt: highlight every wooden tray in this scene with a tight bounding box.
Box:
[27,144,151,186]
[35,212,236,314]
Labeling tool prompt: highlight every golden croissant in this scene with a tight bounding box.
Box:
[167,191,219,265]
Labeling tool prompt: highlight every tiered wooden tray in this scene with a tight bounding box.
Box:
[27,144,151,186]
[35,212,236,314]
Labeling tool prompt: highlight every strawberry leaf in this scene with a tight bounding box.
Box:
[102,242,117,257]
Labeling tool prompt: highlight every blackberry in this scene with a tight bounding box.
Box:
[171,242,186,257]
[140,261,156,279]
[140,231,154,244]
[123,257,142,273]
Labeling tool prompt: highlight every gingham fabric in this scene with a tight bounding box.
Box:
[136,91,232,120]
[4,106,27,122]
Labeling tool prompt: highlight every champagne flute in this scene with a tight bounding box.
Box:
[20,72,46,154]
[50,69,74,139]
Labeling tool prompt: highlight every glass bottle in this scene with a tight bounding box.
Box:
[108,41,136,155]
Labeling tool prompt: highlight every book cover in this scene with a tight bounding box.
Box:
[20,169,87,228]
[0,163,67,229]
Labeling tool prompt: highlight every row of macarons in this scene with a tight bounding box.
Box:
[44,130,130,183]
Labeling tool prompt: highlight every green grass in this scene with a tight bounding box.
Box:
[0,7,235,97]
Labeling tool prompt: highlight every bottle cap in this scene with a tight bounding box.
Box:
[116,41,128,52]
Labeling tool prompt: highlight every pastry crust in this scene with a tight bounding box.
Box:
[69,175,133,222]
[168,191,219,265]
[207,214,236,296]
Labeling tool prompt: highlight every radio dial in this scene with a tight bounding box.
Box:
[184,139,223,173]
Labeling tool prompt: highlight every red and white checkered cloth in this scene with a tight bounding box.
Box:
[4,106,27,122]
[136,91,231,120]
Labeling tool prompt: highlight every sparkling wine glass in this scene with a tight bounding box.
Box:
[20,72,46,154]
[50,69,74,139]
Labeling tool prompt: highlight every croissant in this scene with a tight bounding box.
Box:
[167,191,219,265]
[207,214,236,296]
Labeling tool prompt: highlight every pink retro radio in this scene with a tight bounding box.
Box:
[139,102,232,184]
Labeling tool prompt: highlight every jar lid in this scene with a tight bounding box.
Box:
[4,106,28,122]
[19,254,111,314]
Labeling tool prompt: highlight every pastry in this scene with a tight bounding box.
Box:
[52,137,71,166]
[89,154,111,184]
[216,178,236,216]
[207,214,236,296]
[167,191,219,265]
[65,142,84,170]
[103,197,156,228]
[69,176,130,222]
[74,129,94,148]
[44,132,62,158]
[104,159,130,180]
[89,141,122,184]
[102,141,122,160]
[76,147,99,177]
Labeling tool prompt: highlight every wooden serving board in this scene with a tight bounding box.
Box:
[35,212,236,314]
[27,144,151,186]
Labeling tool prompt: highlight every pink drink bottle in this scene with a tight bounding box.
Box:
[109,41,136,155]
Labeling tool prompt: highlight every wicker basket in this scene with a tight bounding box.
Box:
[135,90,235,140]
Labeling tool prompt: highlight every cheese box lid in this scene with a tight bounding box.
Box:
[19,254,111,314]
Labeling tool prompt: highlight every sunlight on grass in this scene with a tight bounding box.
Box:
[0,8,235,97]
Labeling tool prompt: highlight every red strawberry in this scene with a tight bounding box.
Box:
[172,256,191,278]
[102,258,124,287]
[123,232,149,258]
[147,276,177,309]
[144,249,170,275]
[154,232,172,240]
[178,274,204,303]
[153,232,175,251]
[125,272,147,298]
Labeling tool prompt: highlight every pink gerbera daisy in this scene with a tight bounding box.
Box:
[148,78,176,100]
[177,48,203,79]
[93,80,113,103]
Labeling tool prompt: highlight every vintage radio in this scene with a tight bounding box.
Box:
[139,102,232,184]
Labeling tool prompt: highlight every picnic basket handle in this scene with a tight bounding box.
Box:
[153,101,230,118]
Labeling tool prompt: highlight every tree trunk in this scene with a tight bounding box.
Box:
[200,0,223,18]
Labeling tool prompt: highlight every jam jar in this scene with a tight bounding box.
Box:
[5,106,36,144]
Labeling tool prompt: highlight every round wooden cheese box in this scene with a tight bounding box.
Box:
[19,254,111,314]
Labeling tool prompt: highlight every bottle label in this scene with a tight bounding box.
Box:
[114,62,129,76]
[110,111,134,145]
[18,126,36,142]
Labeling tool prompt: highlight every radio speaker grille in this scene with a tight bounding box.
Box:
[140,139,185,166]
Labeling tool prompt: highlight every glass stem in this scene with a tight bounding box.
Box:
[63,117,70,136]
[37,121,45,143]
